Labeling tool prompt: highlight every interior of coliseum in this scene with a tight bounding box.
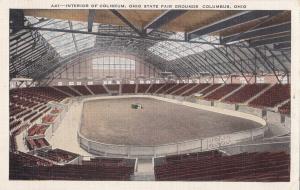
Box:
[9,9,291,181]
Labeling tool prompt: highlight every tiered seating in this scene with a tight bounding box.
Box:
[147,84,164,93]
[137,84,151,93]
[154,151,290,181]
[224,84,269,103]
[278,101,291,115]
[27,124,49,136]
[105,84,120,92]
[86,85,108,94]
[50,108,61,114]
[249,84,290,108]
[172,83,197,96]
[26,138,50,150]
[10,152,135,180]
[82,157,136,175]
[165,83,186,94]
[36,149,79,163]
[42,114,57,123]
[72,85,92,95]
[182,83,210,96]
[156,83,176,94]
[54,86,81,96]
[10,151,53,166]
[121,84,136,94]
[204,84,241,101]
[11,87,69,102]
[200,84,222,96]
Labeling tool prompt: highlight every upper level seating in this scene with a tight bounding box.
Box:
[249,84,290,108]
[224,84,269,103]
[204,84,241,101]
[154,151,290,181]
[105,84,119,92]
[278,101,291,115]
[10,87,69,102]
[54,86,81,96]
[36,149,79,163]
[156,83,176,94]
[86,85,108,94]
[165,83,186,94]
[72,85,92,95]
[137,84,151,93]
[121,84,136,94]
[147,84,164,93]
[182,83,210,96]
[200,84,222,96]
[173,83,197,96]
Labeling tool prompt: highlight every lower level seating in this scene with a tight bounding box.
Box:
[121,84,136,93]
[147,83,164,93]
[224,84,269,103]
[72,85,92,95]
[204,84,241,100]
[154,151,290,182]
[137,84,151,93]
[105,84,120,92]
[86,85,108,94]
[173,83,197,96]
[278,101,291,115]
[182,83,210,96]
[36,149,80,163]
[249,84,290,108]
[156,83,176,94]
[10,151,135,180]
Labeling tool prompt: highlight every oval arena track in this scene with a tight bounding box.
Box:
[80,97,263,146]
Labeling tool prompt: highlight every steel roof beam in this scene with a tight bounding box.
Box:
[188,10,282,40]
[274,42,291,50]
[110,9,145,36]
[249,35,290,47]
[143,10,188,34]
[87,10,96,32]
[221,22,291,44]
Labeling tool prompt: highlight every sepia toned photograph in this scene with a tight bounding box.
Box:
[9,9,291,182]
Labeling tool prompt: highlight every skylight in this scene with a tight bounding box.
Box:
[26,16,98,57]
[148,32,220,61]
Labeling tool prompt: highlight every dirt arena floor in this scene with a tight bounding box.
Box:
[80,97,262,145]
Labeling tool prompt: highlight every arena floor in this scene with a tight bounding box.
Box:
[80,97,262,146]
